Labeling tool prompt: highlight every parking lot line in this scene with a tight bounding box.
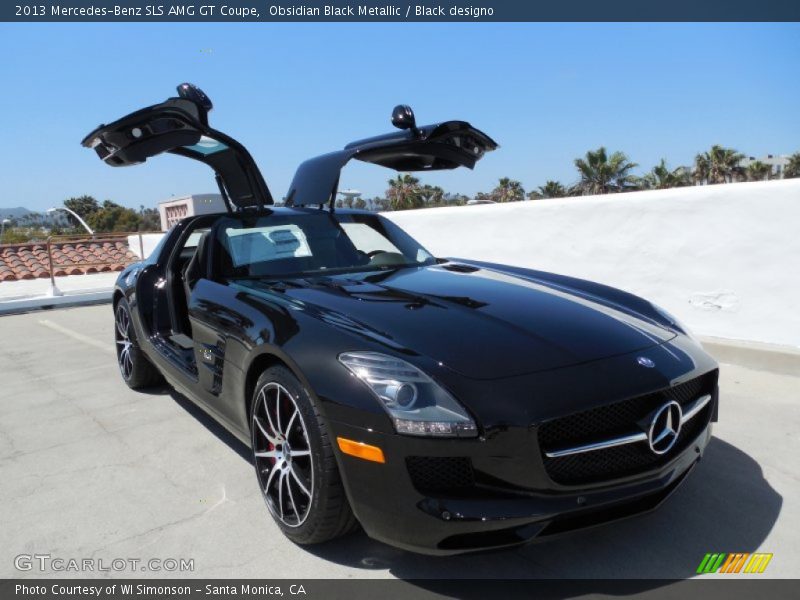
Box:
[38,318,115,355]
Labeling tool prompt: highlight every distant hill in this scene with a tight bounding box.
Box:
[0,207,35,219]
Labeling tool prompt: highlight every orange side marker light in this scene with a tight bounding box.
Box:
[337,437,385,463]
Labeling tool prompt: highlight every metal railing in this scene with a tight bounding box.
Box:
[44,231,161,296]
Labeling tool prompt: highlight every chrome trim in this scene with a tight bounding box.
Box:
[681,393,712,422]
[545,431,648,458]
[544,394,713,459]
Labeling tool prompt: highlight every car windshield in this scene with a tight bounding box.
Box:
[215,211,436,279]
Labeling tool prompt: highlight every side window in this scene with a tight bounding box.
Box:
[184,230,208,251]
[340,222,401,255]
[174,228,210,274]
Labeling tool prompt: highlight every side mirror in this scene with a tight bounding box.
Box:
[391,104,417,131]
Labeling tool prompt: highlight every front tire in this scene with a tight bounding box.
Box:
[114,298,163,390]
[251,366,357,544]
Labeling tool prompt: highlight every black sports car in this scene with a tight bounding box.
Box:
[83,84,719,555]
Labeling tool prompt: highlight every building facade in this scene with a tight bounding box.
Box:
[739,155,791,179]
[157,194,226,231]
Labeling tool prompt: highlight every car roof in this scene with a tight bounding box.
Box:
[179,206,378,226]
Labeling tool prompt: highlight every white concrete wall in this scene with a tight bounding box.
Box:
[386,179,800,349]
[128,233,165,259]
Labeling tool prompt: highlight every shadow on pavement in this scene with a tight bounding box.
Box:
[167,386,781,585]
[167,387,252,463]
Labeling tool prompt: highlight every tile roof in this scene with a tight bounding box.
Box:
[0,239,139,282]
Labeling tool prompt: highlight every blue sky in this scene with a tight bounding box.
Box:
[1,23,798,211]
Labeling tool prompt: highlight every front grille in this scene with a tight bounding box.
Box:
[539,371,717,485]
[406,456,475,494]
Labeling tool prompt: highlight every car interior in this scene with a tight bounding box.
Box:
[154,218,217,366]
[155,212,431,375]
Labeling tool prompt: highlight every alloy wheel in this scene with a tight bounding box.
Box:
[114,304,134,381]
[252,382,314,527]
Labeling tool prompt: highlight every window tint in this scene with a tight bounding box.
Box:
[226,224,313,267]
[340,222,401,255]
[184,229,209,250]
[174,227,210,267]
[215,212,434,279]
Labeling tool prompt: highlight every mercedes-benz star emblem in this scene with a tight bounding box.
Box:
[648,400,683,455]
[637,356,655,368]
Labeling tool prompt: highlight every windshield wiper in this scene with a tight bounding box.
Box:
[235,278,305,291]
[232,261,426,283]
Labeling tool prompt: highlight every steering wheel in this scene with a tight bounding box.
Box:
[367,250,386,257]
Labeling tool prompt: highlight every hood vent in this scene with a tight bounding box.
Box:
[441,263,480,274]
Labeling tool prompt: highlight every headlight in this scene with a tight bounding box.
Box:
[338,351,478,438]
[652,304,701,344]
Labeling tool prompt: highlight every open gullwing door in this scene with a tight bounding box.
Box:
[285,104,498,208]
[81,83,273,211]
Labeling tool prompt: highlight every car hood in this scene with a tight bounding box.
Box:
[236,264,676,379]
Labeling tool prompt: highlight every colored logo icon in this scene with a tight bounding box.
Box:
[696,552,773,574]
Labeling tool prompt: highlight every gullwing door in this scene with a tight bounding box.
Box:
[81,83,273,211]
[285,105,498,207]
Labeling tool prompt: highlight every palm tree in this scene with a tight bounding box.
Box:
[784,153,800,179]
[640,159,691,190]
[693,145,745,184]
[370,197,390,211]
[746,161,772,182]
[529,180,568,199]
[419,185,445,206]
[574,147,639,195]
[491,177,525,202]
[386,174,423,211]
[444,193,470,206]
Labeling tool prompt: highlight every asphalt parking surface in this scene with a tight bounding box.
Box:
[0,304,797,580]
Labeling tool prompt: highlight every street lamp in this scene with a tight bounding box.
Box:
[0,218,10,244]
[46,207,94,236]
[43,208,94,298]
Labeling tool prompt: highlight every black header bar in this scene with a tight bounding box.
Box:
[3,1,800,22]
[2,579,799,600]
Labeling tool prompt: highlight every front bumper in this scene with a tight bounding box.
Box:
[322,334,719,555]
[329,404,714,555]
[331,423,711,555]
